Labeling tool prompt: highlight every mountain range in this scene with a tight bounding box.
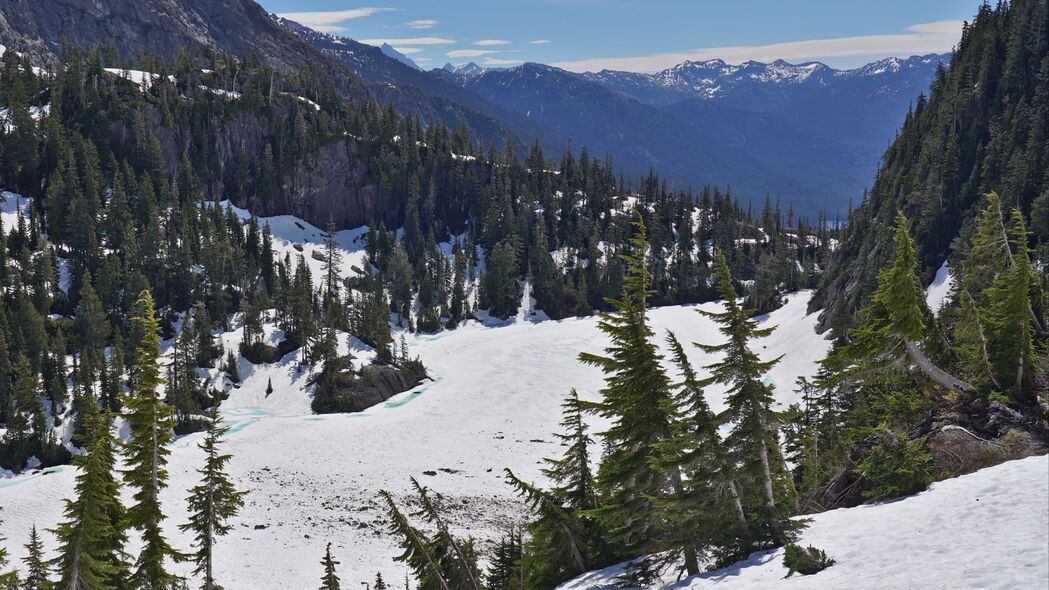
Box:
[0,0,947,216]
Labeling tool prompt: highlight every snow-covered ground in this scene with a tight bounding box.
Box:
[925,260,954,314]
[0,288,831,587]
[562,454,1049,590]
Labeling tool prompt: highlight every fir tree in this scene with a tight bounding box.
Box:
[985,209,1040,399]
[319,543,340,590]
[577,219,677,569]
[122,290,182,589]
[831,212,975,394]
[656,332,748,568]
[373,572,388,590]
[21,524,50,590]
[696,251,800,548]
[51,406,130,590]
[484,527,522,590]
[179,406,246,590]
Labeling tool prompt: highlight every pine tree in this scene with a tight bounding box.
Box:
[577,219,677,568]
[831,212,975,394]
[984,209,1040,399]
[656,331,748,568]
[373,572,388,590]
[484,527,522,590]
[319,543,340,590]
[378,490,448,590]
[179,406,246,590]
[51,406,130,590]
[321,218,343,312]
[21,525,50,590]
[697,251,800,549]
[122,289,182,589]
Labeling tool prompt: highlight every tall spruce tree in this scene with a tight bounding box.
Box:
[21,524,50,590]
[656,332,749,568]
[830,212,975,394]
[51,406,130,590]
[985,209,1040,399]
[179,406,246,590]
[122,289,182,588]
[577,219,678,571]
[319,544,340,590]
[697,251,800,548]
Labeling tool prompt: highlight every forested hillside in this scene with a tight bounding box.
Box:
[816,0,1049,335]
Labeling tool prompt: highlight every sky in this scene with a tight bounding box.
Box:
[257,0,979,72]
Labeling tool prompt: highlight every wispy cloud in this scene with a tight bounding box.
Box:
[392,46,423,55]
[551,20,963,73]
[483,57,524,65]
[361,36,456,46]
[474,39,511,46]
[278,7,396,33]
[446,49,501,58]
[528,39,552,45]
[406,19,438,29]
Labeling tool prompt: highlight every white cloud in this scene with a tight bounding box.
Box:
[446,49,501,58]
[529,39,552,45]
[474,39,511,46]
[361,37,455,46]
[551,20,963,73]
[406,19,438,29]
[278,7,396,33]
[392,46,423,55]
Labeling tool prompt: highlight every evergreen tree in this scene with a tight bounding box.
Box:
[319,543,340,590]
[179,406,246,590]
[21,524,50,590]
[577,219,677,571]
[373,572,388,590]
[484,527,522,590]
[696,251,800,548]
[984,209,1040,399]
[830,212,975,394]
[656,332,748,568]
[51,406,130,590]
[122,290,182,589]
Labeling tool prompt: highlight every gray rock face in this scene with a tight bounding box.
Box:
[107,102,385,230]
[350,365,415,409]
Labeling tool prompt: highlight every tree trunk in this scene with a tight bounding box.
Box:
[904,338,975,393]
[727,479,748,528]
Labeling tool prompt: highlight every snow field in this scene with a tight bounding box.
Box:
[0,288,828,587]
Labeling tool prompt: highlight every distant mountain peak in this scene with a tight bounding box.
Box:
[381,43,420,71]
[441,62,487,77]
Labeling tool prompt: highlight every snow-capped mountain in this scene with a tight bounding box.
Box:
[441,62,488,77]
[583,54,948,107]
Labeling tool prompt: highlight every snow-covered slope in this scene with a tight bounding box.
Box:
[562,454,1049,590]
[0,278,829,586]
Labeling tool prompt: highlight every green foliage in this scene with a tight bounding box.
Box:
[783,544,835,577]
[319,543,341,590]
[697,251,800,549]
[578,218,678,559]
[855,426,932,500]
[122,290,183,588]
[179,407,246,590]
[51,406,130,590]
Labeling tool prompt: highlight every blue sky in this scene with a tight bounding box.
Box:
[258,0,978,72]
